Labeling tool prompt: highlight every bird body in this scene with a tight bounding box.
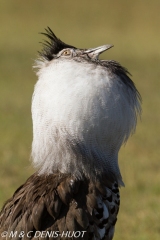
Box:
[0,173,120,240]
[0,28,141,239]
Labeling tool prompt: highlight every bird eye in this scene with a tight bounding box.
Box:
[62,49,71,56]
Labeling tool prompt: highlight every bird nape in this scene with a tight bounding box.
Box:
[0,27,141,240]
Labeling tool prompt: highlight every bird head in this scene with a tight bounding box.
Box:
[31,27,141,185]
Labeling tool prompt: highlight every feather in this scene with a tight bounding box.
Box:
[39,27,76,61]
[0,173,120,239]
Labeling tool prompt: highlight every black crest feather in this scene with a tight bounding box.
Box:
[39,27,76,61]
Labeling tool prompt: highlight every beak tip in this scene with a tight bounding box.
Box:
[103,44,114,51]
[84,44,114,57]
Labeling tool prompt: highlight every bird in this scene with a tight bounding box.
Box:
[0,27,141,240]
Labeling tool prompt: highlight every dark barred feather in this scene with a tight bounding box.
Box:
[0,173,120,240]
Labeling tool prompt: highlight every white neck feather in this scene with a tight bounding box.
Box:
[31,59,140,185]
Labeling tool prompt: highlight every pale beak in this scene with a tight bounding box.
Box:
[84,44,113,59]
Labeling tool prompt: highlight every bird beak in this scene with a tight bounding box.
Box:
[84,44,113,59]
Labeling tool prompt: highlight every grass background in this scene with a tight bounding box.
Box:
[0,1,160,239]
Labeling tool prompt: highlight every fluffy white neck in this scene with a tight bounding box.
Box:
[31,59,140,185]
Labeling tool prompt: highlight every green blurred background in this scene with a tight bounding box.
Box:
[0,1,160,239]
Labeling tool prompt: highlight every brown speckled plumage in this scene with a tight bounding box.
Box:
[0,173,119,240]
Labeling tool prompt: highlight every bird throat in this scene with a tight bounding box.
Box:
[31,60,139,185]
